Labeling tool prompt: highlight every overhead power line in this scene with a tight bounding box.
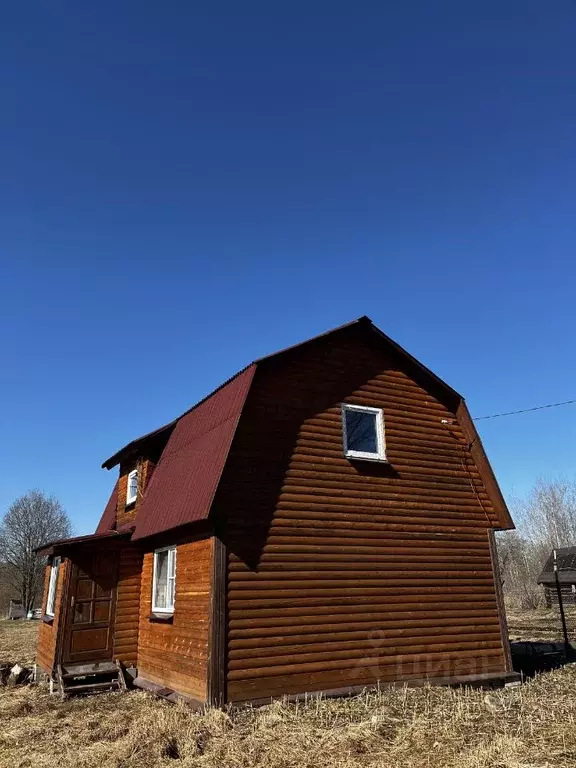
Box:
[473,398,576,421]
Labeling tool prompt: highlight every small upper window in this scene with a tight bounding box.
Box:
[126,468,138,505]
[152,546,177,613]
[341,404,386,461]
[46,556,61,617]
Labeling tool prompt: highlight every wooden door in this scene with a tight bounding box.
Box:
[62,550,119,665]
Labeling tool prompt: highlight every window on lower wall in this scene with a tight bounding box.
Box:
[341,403,386,461]
[152,546,176,613]
[46,556,61,617]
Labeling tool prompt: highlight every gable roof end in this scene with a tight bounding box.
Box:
[97,316,512,540]
[102,316,459,472]
[255,315,462,403]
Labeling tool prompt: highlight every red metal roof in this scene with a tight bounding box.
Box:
[101,366,254,470]
[103,316,462,472]
[93,317,479,541]
[131,364,256,540]
[95,482,118,534]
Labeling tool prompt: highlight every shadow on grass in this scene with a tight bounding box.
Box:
[511,640,576,677]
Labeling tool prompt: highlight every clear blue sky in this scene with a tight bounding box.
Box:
[1,2,575,535]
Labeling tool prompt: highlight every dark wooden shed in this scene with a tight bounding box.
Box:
[537,548,576,607]
[36,317,518,703]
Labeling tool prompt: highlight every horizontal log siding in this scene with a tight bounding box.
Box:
[137,537,213,701]
[36,559,69,674]
[113,544,142,666]
[117,458,155,528]
[216,333,508,702]
[544,584,576,607]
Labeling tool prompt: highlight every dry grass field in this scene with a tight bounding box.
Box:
[1,615,576,768]
[507,607,576,643]
[0,619,39,665]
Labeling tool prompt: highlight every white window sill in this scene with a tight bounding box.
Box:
[344,451,388,463]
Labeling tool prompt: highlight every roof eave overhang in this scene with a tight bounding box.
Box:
[367,320,462,404]
[456,400,514,531]
[35,530,129,557]
[101,422,176,470]
[538,571,576,585]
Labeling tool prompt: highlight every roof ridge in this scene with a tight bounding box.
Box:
[102,316,461,470]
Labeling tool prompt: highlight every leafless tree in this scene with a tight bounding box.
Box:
[0,490,72,613]
[498,478,576,609]
[521,479,576,553]
[498,530,543,609]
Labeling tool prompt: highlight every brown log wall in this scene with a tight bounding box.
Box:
[216,332,509,702]
[113,544,142,666]
[116,458,155,528]
[544,584,576,607]
[36,559,69,674]
[137,536,213,700]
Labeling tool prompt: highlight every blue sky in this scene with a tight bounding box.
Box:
[1,2,575,534]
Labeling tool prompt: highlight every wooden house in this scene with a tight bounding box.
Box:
[36,317,517,703]
[537,548,576,607]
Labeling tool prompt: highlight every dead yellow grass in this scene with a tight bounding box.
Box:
[507,607,576,643]
[2,668,576,767]
[0,619,39,665]
[2,615,576,767]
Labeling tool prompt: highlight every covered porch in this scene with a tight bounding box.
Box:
[36,531,142,696]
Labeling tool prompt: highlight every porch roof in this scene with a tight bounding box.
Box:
[34,530,129,556]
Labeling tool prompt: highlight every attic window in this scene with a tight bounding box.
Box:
[126,468,138,505]
[341,404,386,462]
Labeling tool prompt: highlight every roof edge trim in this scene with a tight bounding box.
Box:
[102,364,255,469]
[456,400,514,531]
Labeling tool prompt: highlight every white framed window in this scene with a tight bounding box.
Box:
[126,468,138,505]
[46,556,61,617]
[341,403,386,462]
[152,546,177,613]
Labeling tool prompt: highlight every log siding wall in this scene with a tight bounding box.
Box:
[544,584,576,607]
[113,544,142,666]
[117,458,155,528]
[37,559,69,674]
[216,333,508,702]
[137,536,213,700]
